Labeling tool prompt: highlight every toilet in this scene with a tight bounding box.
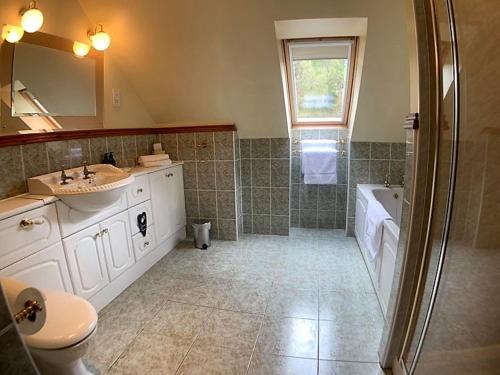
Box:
[23,289,98,375]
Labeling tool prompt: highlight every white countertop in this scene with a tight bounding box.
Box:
[0,161,184,221]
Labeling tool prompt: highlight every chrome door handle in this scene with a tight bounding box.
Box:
[19,218,45,229]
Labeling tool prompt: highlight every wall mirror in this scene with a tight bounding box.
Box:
[0,32,104,134]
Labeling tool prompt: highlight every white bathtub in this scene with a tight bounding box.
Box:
[355,184,403,316]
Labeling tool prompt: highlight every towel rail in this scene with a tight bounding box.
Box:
[292,138,347,157]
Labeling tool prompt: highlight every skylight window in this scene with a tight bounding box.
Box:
[284,38,357,127]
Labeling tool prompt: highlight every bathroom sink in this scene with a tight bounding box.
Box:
[28,164,135,212]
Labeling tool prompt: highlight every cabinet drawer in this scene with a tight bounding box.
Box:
[0,204,60,269]
[127,175,151,207]
[132,226,156,261]
[0,241,73,293]
[128,200,153,235]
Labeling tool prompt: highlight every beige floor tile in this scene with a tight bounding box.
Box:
[196,309,262,350]
[217,281,271,314]
[319,290,383,324]
[255,317,318,359]
[142,301,212,339]
[176,343,251,375]
[266,287,318,319]
[109,332,193,375]
[319,320,382,362]
[168,278,229,307]
[247,353,317,375]
[319,360,385,374]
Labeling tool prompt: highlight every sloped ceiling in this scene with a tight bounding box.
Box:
[79,0,411,140]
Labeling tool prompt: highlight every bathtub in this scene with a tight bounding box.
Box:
[355,184,403,316]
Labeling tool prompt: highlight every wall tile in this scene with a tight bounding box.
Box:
[318,210,335,229]
[347,218,355,236]
[252,188,270,215]
[271,188,289,216]
[348,188,357,217]
[290,210,299,227]
[349,160,370,186]
[195,132,215,161]
[198,191,217,218]
[370,143,391,159]
[184,190,199,218]
[240,139,251,159]
[242,187,252,214]
[123,136,138,166]
[337,158,348,185]
[271,159,290,187]
[300,210,317,228]
[251,159,271,187]
[271,216,290,236]
[217,191,236,219]
[0,146,25,199]
[21,143,49,179]
[370,160,390,184]
[335,210,347,229]
[291,157,301,184]
[161,134,179,160]
[253,215,271,235]
[318,185,336,211]
[197,161,216,190]
[216,161,235,191]
[178,133,196,161]
[234,134,240,160]
[183,161,198,190]
[290,184,300,210]
[243,215,253,233]
[89,137,108,165]
[219,219,237,241]
[214,132,234,160]
[67,139,91,168]
[300,184,318,210]
[350,142,370,159]
[319,129,339,140]
[391,143,406,160]
[300,129,320,140]
[251,139,270,159]
[241,159,252,187]
[235,160,241,189]
[390,160,406,185]
[106,137,124,168]
[271,138,290,159]
[135,135,150,157]
[336,185,347,212]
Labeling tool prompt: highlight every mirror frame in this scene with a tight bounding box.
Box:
[0,31,104,133]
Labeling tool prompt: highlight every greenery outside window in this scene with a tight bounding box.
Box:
[284,38,357,128]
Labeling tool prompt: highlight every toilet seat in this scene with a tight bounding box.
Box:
[24,290,97,350]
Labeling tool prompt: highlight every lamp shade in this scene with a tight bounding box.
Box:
[90,31,111,51]
[21,7,44,33]
[1,25,24,43]
[73,41,91,57]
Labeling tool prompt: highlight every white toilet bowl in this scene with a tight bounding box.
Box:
[23,289,98,375]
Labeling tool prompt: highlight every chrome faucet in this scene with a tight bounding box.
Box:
[82,162,96,180]
[384,174,391,188]
[60,166,74,185]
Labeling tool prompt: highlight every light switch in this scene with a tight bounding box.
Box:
[112,88,121,107]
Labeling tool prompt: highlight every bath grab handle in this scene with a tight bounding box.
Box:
[19,218,45,228]
[15,299,43,324]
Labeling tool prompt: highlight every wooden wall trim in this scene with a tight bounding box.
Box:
[0,124,237,147]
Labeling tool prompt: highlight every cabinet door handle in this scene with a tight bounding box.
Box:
[19,218,45,229]
[166,173,174,178]
[101,228,109,235]
[144,241,150,246]
[137,188,143,193]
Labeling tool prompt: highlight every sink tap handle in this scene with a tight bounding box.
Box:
[82,161,96,179]
[60,166,74,185]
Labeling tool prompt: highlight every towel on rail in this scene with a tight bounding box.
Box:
[364,200,392,261]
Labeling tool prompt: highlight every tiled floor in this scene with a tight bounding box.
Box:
[85,228,386,375]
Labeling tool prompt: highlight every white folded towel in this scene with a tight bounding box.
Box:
[364,200,392,261]
[141,159,172,168]
[138,154,170,165]
[301,140,338,185]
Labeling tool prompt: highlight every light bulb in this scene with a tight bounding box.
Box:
[90,31,111,51]
[73,41,91,57]
[1,25,24,43]
[21,6,44,33]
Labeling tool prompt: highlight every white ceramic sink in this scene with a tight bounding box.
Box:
[28,164,135,212]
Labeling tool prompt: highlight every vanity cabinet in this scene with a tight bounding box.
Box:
[100,212,135,280]
[63,225,109,299]
[149,165,186,244]
[0,242,73,293]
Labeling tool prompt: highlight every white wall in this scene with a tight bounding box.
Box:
[81,0,411,141]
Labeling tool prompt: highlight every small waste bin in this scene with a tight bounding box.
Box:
[192,222,211,249]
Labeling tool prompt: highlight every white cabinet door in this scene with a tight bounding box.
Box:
[132,225,156,261]
[63,225,109,299]
[149,165,186,244]
[100,212,135,280]
[127,174,151,207]
[0,242,73,293]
